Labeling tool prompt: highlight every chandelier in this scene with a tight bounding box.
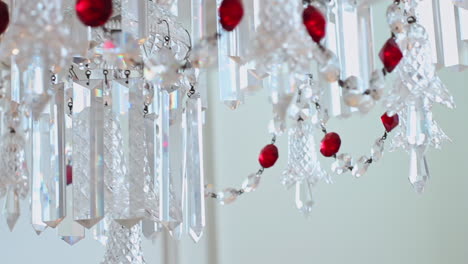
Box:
[0,0,465,262]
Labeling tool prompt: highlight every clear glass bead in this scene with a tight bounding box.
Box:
[344,93,363,107]
[352,156,370,178]
[216,188,239,205]
[241,174,261,193]
[371,139,384,162]
[369,69,385,100]
[358,95,375,114]
[386,4,405,34]
[319,55,340,83]
[331,153,354,175]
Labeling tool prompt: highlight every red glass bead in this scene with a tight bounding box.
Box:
[0,1,9,35]
[258,144,279,168]
[219,0,244,31]
[66,165,73,185]
[303,5,326,43]
[379,37,403,73]
[76,0,113,27]
[381,113,399,132]
[320,132,341,157]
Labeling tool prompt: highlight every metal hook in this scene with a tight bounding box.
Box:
[158,19,171,44]
[183,28,193,61]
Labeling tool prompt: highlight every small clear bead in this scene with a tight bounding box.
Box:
[352,156,370,178]
[386,4,405,34]
[241,173,261,193]
[319,56,340,83]
[371,139,384,162]
[343,76,361,91]
[216,188,239,205]
[344,93,363,107]
[331,153,354,175]
[358,95,375,114]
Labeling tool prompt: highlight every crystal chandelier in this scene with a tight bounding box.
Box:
[0,0,465,263]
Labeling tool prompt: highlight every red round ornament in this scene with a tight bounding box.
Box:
[0,1,9,35]
[76,0,113,27]
[320,132,341,157]
[303,5,326,43]
[219,0,244,32]
[381,113,399,132]
[258,144,279,168]
[379,37,403,73]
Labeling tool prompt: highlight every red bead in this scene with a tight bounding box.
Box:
[381,113,399,132]
[320,132,341,157]
[303,5,326,43]
[66,165,73,185]
[219,0,244,31]
[0,1,9,35]
[379,37,403,73]
[76,0,113,27]
[258,144,279,168]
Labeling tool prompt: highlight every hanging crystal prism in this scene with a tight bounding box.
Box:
[418,0,468,69]
[142,219,162,241]
[295,180,315,217]
[182,92,205,242]
[72,80,105,228]
[101,221,146,264]
[216,0,245,109]
[3,186,20,231]
[150,89,182,230]
[33,83,66,228]
[108,79,149,228]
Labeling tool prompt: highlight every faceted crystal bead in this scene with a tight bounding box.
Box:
[358,95,375,114]
[381,113,399,132]
[319,56,340,83]
[369,70,385,100]
[76,0,113,27]
[0,1,9,35]
[386,4,405,34]
[352,156,370,178]
[258,144,279,168]
[241,173,261,193]
[303,5,326,43]
[218,0,244,31]
[344,93,363,107]
[216,188,239,205]
[379,38,403,73]
[371,139,384,162]
[320,132,341,157]
[331,153,353,175]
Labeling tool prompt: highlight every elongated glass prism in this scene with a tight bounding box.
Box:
[35,83,66,228]
[153,89,182,230]
[109,79,148,228]
[72,80,105,229]
[183,94,205,242]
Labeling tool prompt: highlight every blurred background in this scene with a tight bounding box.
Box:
[1,2,468,264]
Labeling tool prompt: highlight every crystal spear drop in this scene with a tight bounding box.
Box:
[183,92,205,242]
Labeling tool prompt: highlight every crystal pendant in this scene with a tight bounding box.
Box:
[295,180,314,217]
[72,80,105,229]
[408,147,430,194]
[241,173,261,193]
[182,93,206,243]
[3,187,20,231]
[282,121,326,188]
